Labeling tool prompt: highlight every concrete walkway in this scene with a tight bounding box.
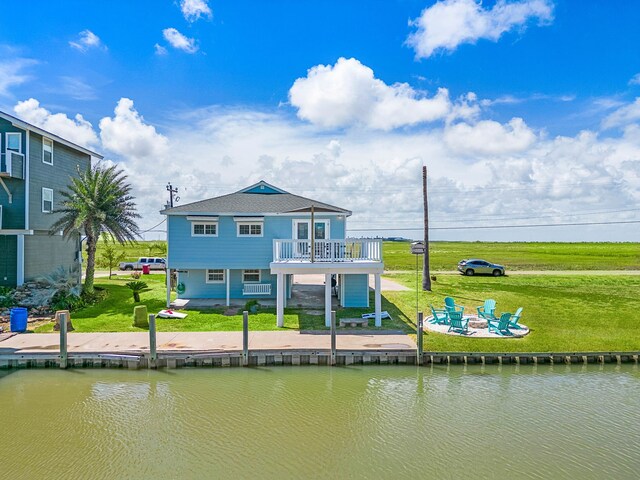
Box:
[0,331,416,354]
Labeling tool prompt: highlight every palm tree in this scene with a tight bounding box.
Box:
[51,164,140,294]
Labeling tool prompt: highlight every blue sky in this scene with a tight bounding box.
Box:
[2,0,640,240]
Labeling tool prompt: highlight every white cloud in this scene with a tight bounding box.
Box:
[444,118,537,155]
[326,139,342,157]
[58,76,97,100]
[601,98,640,130]
[99,98,169,158]
[0,58,36,97]
[629,73,640,86]
[289,57,466,130]
[154,43,168,56]
[406,0,554,59]
[69,30,106,52]
[114,103,640,242]
[13,98,99,148]
[180,0,212,22]
[162,28,198,53]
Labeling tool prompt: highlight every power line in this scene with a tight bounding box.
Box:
[139,218,166,234]
[347,219,640,231]
[348,207,640,225]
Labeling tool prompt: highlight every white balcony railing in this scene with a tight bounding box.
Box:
[273,239,382,263]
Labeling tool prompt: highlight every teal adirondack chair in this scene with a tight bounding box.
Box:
[509,307,524,329]
[444,297,464,315]
[477,299,497,321]
[429,305,449,325]
[488,312,513,336]
[447,311,470,334]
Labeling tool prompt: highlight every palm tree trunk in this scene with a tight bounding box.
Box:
[84,235,97,294]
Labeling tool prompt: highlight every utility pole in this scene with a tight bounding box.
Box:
[166,182,179,208]
[422,166,431,291]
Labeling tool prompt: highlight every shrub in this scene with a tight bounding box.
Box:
[244,299,260,313]
[126,281,149,302]
[0,287,15,309]
[51,291,85,312]
[130,271,141,279]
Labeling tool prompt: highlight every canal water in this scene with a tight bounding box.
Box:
[1,364,638,479]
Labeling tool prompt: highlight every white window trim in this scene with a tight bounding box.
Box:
[236,222,264,237]
[292,219,330,240]
[191,222,218,237]
[205,269,225,284]
[42,137,54,165]
[6,132,22,153]
[42,187,53,213]
[242,269,261,283]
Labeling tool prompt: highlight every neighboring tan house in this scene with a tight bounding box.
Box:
[161,181,385,327]
[0,110,103,287]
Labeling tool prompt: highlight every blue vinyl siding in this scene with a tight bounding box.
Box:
[342,274,369,307]
[168,214,346,269]
[177,269,276,299]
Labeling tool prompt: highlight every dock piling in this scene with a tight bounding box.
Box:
[59,311,68,369]
[243,311,249,366]
[417,312,424,366]
[331,311,336,366]
[149,314,157,367]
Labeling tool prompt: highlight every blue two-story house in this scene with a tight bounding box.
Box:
[161,181,384,327]
[0,110,102,287]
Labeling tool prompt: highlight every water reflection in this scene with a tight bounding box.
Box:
[0,364,638,479]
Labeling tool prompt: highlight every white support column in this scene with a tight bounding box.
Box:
[166,269,171,308]
[16,234,24,286]
[374,273,382,327]
[325,273,332,327]
[276,273,284,327]
[226,269,230,306]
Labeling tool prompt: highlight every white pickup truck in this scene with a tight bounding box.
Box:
[119,257,166,271]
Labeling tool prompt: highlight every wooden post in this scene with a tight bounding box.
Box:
[243,310,249,366]
[417,312,424,366]
[59,311,68,369]
[330,310,336,366]
[422,166,431,291]
[149,314,157,367]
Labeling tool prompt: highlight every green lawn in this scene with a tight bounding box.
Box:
[34,274,410,333]
[385,272,640,352]
[383,240,640,271]
[33,272,640,353]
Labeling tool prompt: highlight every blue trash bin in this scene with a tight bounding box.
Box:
[10,307,28,333]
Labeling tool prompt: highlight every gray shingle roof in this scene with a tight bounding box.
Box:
[161,182,352,216]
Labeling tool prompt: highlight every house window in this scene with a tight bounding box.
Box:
[42,188,53,213]
[237,223,262,237]
[6,133,21,153]
[43,138,53,165]
[243,269,260,283]
[192,222,217,237]
[206,269,225,283]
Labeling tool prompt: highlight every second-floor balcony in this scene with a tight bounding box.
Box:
[273,238,382,264]
[0,151,25,179]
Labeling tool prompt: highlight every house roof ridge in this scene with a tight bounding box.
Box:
[0,110,103,159]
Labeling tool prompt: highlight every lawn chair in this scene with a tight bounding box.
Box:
[477,299,497,321]
[488,312,513,336]
[509,307,524,329]
[429,304,449,325]
[447,311,470,334]
[444,296,464,315]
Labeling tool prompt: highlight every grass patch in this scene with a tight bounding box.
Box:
[383,241,640,271]
[386,272,640,352]
[34,274,409,333]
